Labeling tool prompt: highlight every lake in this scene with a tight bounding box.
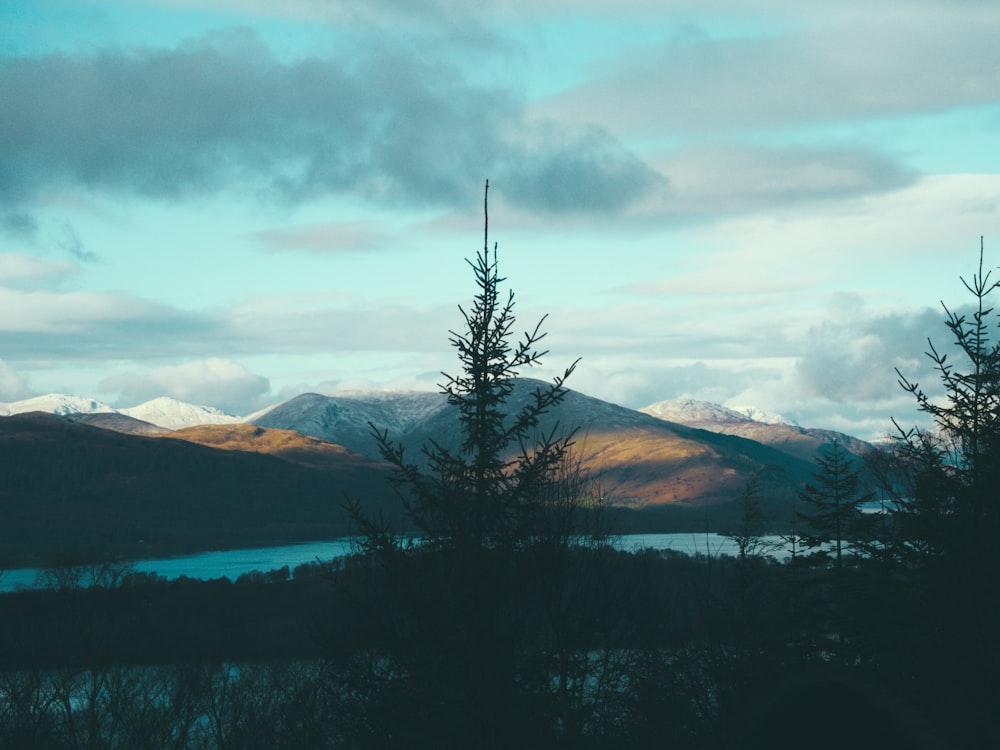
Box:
[0,533,790,593]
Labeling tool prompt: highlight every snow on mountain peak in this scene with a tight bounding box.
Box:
[120,397,241,430]
[0,393,117,417]
[639,398,747,425]
[639,398,798,427]
[0,393,240,430]
[728,405,799,427]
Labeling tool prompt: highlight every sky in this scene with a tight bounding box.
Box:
[2,0,1000,440]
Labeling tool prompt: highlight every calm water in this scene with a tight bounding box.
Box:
[0,533,788,593]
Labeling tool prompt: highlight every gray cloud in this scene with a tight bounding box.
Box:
[247,221,393,253]
[0,28,660,223]
[53,220,99,263]
[0,287,225,359]
[653,144,915,215]
[0,282,454,364]
[794,303,945,404]
[538,7,1000,133]
[501,125,666,214]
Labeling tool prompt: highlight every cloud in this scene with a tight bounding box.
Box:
[225,295,455,353]
[52,220,99,263]
[0,276,457,364]
[530,292,955,441]
[248,221,393,254]
[0,286,223,360]
[0,253,79,284]
[649,144,915,215]
[536,6,1000,133]
[0,359,32,402]
[794,306,936,404]
[0,28,661,223]
[501,125,667,214]
[100,357,270,414]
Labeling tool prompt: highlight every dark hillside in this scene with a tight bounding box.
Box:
[0,413,395,568]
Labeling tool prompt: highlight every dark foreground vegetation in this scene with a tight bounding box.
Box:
[2,539,990,749]
[1,190,997,748]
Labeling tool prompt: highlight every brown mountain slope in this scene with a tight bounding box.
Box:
[701,422,870,463]
[160,423,374,470]
[572,425,809,507]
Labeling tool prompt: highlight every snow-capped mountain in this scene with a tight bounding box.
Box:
[729,405,798,427]
[121,397,241,430]
[0,393,239,431]
[639,398,749,426]
[0,394,117,417]
[249,390,451,459]
[639,398,797,427]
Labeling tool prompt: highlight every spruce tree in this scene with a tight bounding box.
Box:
[893,239,1000,565]
[338,180,586,749]
[796,440,873,569]
[368,179,579,552]
[885,240,1000,746]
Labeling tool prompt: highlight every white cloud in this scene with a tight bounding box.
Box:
[100,358,270,415]
[0,253,79,283]
[535,5,1000,134]
[0,359,32,401]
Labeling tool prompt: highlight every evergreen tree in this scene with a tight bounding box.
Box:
[892,239,1000,566]
[879,240,1000,746]
[335,181,594,749]
[369,180,579,552]
[796,440,873,569]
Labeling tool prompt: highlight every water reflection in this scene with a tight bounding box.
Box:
[0,533,791,592]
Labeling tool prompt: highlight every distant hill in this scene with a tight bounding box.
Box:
[0,412,394,568]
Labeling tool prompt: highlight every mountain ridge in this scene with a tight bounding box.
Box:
[0,382,875,567]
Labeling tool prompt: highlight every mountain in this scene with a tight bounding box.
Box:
[0,383,872,567]
[730,405,798,426]
[250,390,450,461]
[246,380,820,508]
[121,397,241,430]
[639,398,868,464]
[641,398,796,428]
[68,412,170,436]
[0,412,395,568]
[0,394,117,417]
[0,393,241,431]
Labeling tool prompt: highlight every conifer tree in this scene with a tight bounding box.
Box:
[883,240,1000,746]
[892,239,1000,566]
[796,440,873,569]
[369,179,579,552]
[338,180,587,749]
